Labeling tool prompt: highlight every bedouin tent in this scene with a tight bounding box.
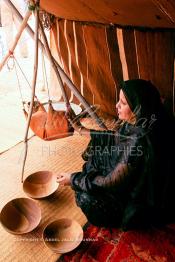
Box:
[2,1,174,182]
[39,0,175,118]
[3,0,175,126]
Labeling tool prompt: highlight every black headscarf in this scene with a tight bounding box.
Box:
[120,79,175,148]
[120,79,168,129]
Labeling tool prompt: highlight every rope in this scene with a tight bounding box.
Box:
[39,9,55,30]
[13,57,32,89]
[7,52,39,107]
[6,55,15,71]
[41,34,51,101]
[13,56,25,109]
[13,56,39,102]
[6,53,26,109]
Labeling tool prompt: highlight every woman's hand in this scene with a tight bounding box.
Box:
[66,106,90,137]
[57,172,72,186]
[66,110,82,131]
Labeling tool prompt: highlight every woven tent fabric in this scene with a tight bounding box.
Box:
[50,20,175,115]
[40,0,175,28]
[0,134,89,262]
[59,223,175,262]
[51,20,123,116]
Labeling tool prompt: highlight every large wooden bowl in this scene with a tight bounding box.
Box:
[0,198,41,234]
[43,218,83,253]
[23,171,59,199]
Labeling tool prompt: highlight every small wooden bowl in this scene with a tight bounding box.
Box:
[23,171,58,199]
[0,198,41,234]
[43,218,83,253]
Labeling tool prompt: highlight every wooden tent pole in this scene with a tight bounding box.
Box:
[21,2,39,183]
[52,59,107,128]
[5,0,107,129]
[0,9,32,71]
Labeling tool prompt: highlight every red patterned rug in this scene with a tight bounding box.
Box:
[58,223,175,262]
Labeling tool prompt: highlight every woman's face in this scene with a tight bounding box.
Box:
[116,90,135,123]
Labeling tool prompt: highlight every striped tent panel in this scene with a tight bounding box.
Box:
[73,22,93,105]
[63,20,81,104]
[82,25,119,115]
[49,22,64,100]
[50,19,175,115]
[55,19,72,101]
[122,29,139,80]
[134,30,175,101]
[116,28,129,81]
[105,26,123,101]
[51,21,123,116]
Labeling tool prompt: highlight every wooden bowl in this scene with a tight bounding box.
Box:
[23,171,59,199]
[0,198,41,234]
[43,218,83,253]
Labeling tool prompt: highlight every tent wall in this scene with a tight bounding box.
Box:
[50,19,175,116]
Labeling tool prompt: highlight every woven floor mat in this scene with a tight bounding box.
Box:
[0,134,89,262]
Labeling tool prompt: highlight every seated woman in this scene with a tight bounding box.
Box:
[57,79,175,230]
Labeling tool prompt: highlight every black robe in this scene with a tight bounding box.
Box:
[70,121,175,230]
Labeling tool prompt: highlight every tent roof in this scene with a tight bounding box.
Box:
[40,0,175,28]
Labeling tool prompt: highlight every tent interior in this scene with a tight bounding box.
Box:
[41,0,175,118]
[0,0,175,261]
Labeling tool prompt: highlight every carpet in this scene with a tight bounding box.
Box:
[58,223,175,262]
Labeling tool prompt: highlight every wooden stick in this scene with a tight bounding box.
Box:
[53,60,107,128]
[21,3,39,183]
[5,0,107,129]
[0,9,31,71]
